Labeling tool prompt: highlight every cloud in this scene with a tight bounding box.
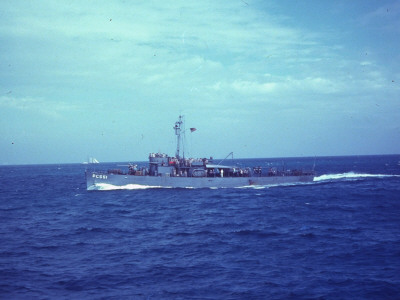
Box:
[360,61,372,66]
[359,1,400,32]
[1,1,399,163]
[210,76,338,96]
[1,1,395,109]
[230,80,277,94]
[0,95,77,119]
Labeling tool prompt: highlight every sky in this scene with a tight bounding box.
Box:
[1,0,399,164]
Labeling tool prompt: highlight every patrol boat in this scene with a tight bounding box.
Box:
[86,116,315,189]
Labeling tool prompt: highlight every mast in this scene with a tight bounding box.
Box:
[174,115,183,159]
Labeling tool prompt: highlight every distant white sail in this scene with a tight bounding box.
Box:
[83,157,99,164]
[91,158,99,163]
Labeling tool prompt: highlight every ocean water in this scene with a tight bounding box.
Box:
[1,155,400,299]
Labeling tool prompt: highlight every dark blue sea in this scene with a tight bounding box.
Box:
[1,155,400,299]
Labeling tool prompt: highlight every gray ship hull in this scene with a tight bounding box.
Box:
[86,171,314,190]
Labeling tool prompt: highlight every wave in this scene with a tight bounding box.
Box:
[90,184,217,190]
[237,172,399,188]
[88,183,163,191]
[235,182,310,189]
[314,172,399,182]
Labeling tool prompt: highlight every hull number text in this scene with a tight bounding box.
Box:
[92,174,108,179]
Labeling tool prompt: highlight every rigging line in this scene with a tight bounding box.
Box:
[217,152,234,166]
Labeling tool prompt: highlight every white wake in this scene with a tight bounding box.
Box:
[314,172,399,182]
[88,183,163,190]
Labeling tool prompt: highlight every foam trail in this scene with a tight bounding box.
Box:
[314,172,399,182]
[89,183,162,191]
